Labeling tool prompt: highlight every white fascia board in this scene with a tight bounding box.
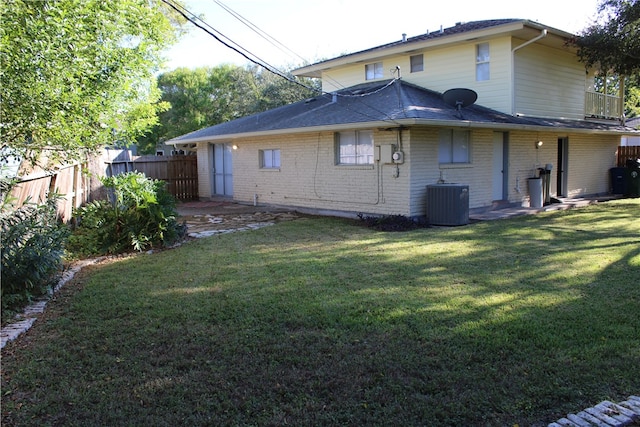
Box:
[166,118,633,146]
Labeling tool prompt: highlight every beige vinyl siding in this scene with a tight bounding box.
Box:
[322,66,362,93]
[230,131,411,217]
[403,37,512,114]
[514,42,585,119]
[322,56,404,93]
[322,38,513,114]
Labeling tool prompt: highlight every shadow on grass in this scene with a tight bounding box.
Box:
[1,200,639,426]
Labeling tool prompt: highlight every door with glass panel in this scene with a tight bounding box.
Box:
[211,143,233,196]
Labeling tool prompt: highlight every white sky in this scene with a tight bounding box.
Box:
[162,0,603,72]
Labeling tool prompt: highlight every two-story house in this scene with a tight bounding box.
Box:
[168,19,637,221]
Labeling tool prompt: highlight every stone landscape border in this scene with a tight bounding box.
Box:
[1,257,102,349]
[548,396,640,426]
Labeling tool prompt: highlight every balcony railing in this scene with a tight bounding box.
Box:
[585,91,622,119]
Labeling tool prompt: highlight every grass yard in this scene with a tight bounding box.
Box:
[1,199,639,426]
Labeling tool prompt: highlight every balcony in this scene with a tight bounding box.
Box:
[585,91,622,119]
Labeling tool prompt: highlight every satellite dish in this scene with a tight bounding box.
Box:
[442,88,477,118]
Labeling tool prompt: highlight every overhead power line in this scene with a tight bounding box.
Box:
[161,0,303,87]
[211,0,308,64]
[160,0,403,124]
[210,0,365,95]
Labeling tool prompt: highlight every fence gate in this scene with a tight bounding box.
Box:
[107,154,198,201]
[131,155,198,201]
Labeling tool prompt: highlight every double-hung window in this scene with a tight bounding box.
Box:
[365,62,383,80]
[439,129,471,164]
[337,130,374,165]
[410,54,424,73]
[260,149,280,169]
[476,43,490,81]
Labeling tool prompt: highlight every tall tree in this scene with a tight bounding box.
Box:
[0,0,185,167]
[572,0,640,117]
[573,0,639,76]
[137,65,319,154]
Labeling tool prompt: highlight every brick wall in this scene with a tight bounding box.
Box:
[194,127,620,216]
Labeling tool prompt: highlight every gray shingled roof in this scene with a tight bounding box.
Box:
[169,80,634,143]
[318,19,525,65]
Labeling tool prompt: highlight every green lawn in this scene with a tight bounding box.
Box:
[2,199,639,426]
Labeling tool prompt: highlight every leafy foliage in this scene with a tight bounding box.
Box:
[67,172,185,256]
[572,0,640,76]
[136,65,320,154]
[1,179,69,318]
[625,74,640,118]
[0,0,184,167]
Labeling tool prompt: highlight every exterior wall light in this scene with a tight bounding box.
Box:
[535,140,543,149]
[232,144,238,150]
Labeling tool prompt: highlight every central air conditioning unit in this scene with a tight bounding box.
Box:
[426,184,469,226]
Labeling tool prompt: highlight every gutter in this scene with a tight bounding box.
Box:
[511,29,548,116]
[167,116,634,148]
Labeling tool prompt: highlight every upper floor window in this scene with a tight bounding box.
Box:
[365,62,383,80]
[337,130,374,165]
[439,129,471,164]
[260,149,281,169]
[476,43,490,81]
[410,54,424,73]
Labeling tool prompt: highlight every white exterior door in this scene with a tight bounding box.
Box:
[211,143,233,196]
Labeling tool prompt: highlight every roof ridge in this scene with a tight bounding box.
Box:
[308,19,527,67]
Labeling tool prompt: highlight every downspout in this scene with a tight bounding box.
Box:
[511,29,548,116]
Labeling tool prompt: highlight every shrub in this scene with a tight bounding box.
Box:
[357,213,426,231]
[67,172,186,256]
[1,178,70,318]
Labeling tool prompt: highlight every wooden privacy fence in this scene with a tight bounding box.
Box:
[617,146,640,166]
[8,162,90,223]
[108,155,198,201]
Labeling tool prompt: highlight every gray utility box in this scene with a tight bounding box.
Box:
[426,184,469,226]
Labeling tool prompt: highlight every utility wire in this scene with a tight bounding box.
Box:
[212,0,308,64]
[161,0,298,86]
[161,0,403,124]
[211,0,350,93]
[211,0,366,97]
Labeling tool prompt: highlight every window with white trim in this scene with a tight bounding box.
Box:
[476,43,490,81]
[410,54,424,73]
[260,149,280,169]
[365,62,383,80]
[337,130,374,165]
[439,129,471,164]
